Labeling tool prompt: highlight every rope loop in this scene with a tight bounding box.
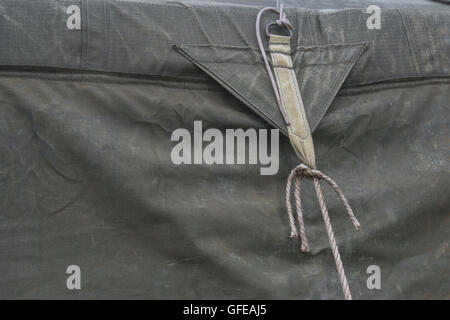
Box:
[292,163,324,180]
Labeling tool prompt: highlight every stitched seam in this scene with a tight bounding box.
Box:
[287,65,309,141]
[269,42,291,45]
[104,0,109,69]
[290,65,310,139]
[269,50,291,55]
[272,55,288,130]
[344,75,450,88]
[0,71,220,90]
[214,6,225,45]
[206,61,356,67]
[397,9,420,76]
[306,9,317,46]
[178,42,367,52]
[339,77,450,96]
[111,0,260,16]
[273,65,294,70]
[86,0,90,67]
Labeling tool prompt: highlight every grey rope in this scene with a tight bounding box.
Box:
[294,176,310,252]
[286,164,361,300]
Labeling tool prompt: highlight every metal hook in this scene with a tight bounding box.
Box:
[265,21,293,38]
[264,3,294,38]
[256,5,293,125]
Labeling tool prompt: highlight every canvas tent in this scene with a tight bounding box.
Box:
[0,0,448,299]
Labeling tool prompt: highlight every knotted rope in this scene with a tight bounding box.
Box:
[286,164,361,300]
[274,3,293,31]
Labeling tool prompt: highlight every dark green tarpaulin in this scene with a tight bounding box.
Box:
[0,0,448,299]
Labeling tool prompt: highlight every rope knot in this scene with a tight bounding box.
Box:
[275,3,293,31]
[275,16,293,31]
[285,163,362,300]
[294,164,324,180]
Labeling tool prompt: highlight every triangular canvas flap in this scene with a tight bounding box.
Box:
[174,42,367,135]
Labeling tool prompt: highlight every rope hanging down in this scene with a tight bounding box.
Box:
[285,164,361,300]
[256,5,361,300]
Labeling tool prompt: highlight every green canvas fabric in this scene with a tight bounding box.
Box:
[175,42,367,134]
[0,0,448,299]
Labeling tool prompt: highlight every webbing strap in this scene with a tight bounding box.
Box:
[268,34,316,169]
[267,34,361,301]
[256,7,361,300]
